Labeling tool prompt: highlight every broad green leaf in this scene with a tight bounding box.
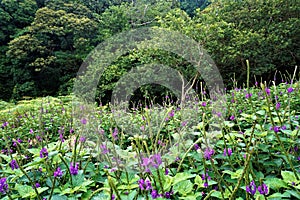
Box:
[172,172,196,185]
[264,178,288,190]
[173,180,193,196]
[281,171,297,183]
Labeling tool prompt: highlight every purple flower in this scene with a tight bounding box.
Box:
[273,126,280,133]
[59,133,65,142]
[39,148,48,158]
[70,162,79,175]
[245,93,252,99]
[165,168,169,175]
[223,148,232,156]
[230,115,235,121]
[276,102,281,110]
[246,180,256,195]
[0,177,8,194]
[194,144,200,151]
[151,154,162,169]
[111,194,115,200]
[181,121,188,127]
[265,88,271,96]
[204,182,208,188]
[287,87,294,93]
[297,156,300,161]
[258,183,268,195]
[168,110,175,118]
[54,167,63,178]
[79,136,86,143]
[164,191,173,198]
[201,173,211,181]
[151,190,159,199]
[138,178,152,190]
[204,148,215,160]
[9,159,19,170]
[35,182,40,188]
[201,102,207,107]
[112,128,118,140]
[80,118,87,125]
[100,144,109,154]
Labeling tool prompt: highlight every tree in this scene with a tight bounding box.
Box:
[7,1,98,99]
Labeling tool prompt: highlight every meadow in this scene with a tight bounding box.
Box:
[0,78,299,200]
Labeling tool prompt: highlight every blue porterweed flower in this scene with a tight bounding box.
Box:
[245,93,252,99]
[168,110,175,118]
[80,118,87,125]
[201,102,207,107]
[230,115,235,121]
[265,88,271,96]
[100,144,109,154]
[258,183,268,195]
[0,177,8,194]
[70,162,79,175]
[246,180,257,195]
[223,148,232,156]
[287,87,294,93]
[138,178,152,191]
[35,182,40,188]
[112,128,118,140]
[9,159,19,170]
[276,102,281,110]
[273,126,280,133]
[151,154,162,169]
[151,189,159,199]
[39,147,48,158]
[53,167,63,178]
[204,148,215,160]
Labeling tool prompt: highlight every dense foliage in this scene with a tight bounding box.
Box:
[0,78,299,199]
[0,0,299,102]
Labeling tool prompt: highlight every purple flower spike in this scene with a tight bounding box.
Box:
[54,167,63,178]
[204,148,215,160]
[151,190,159,199]
[0,177,9,194]
[265,88,271,96]
[258,183,268,195]
[230,115,235,121]
[287,87,294,93]
[223,148,232,156]
[246,180,257,195]
[70,162,79,175]
[9,159,19,170]
[275,102,281,110]
[39,148,48,158]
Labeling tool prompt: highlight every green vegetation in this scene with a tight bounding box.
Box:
[0,0,299,102]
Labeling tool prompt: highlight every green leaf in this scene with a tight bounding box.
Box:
[281,171,297,183]
[173,180,193,196]
[264,178,288,190]
[172,172,196,185]
[16,184,35,198]
[285,190,300,199]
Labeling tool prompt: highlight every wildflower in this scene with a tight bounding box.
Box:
[204,182,208,188]
[287,87,294,93]
[265,88,271,96]
[112,128,118,140]
[40,147,48,158]
[2,122,8,128]
[194,144,200,151]
[275,102,281,110]
[35,182,40,188]
[79,136,86,143]
[59,133,65,142]
[111,194,115,200]
[80,118,87,125]
[245,93,252,99]
[151,154,162,169]
[0,177,8,194]
[164,191,173,198]
[258,183,268,195]
[53,167,63,178]
[297,156,300,161]
[246,180,256,195]
[201,173,211,181]
[70,162,79,175]
[223,148,232,156]
[281,125,287,130]
[204,148,215,160]
[230,115,235,121]
[138,178,152,190]
[273,126,280,133]
[165,168,169,175]
[168,110,175,118]
[100,144,109,154]
[70,128,74,134]
[181,121,188,127]
[151,190,159,199]
[9,159,19,170]
[201,102,207,107]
